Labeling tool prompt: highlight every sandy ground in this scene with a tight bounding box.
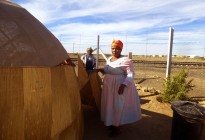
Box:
[82,90,205,140]
[134,63,205,100]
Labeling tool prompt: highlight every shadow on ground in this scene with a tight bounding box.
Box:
[82,104,172,140]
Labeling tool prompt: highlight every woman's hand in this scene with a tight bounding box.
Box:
[65,59,76,67]
[118,84,126,95]
[95,68,105,74]
[57,58,75,67]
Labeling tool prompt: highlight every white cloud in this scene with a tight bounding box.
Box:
[12,0,205,56]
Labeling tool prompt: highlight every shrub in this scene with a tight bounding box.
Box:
[160,68,194,103]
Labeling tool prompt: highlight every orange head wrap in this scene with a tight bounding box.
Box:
[111,40,123,49]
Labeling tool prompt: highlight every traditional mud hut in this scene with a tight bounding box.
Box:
[0,0,68,66]
[0,1,83,140]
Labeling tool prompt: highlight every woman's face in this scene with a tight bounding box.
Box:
[111,46,122,58]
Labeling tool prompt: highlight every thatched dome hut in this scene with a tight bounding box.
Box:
[0,0,68,66]
[0,1,83,140]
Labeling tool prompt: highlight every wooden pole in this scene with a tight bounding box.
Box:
[166,27,174,78]
[96,35,100,69]
[73,42,74,53]
[99,48,108,61]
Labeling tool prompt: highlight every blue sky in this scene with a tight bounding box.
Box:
[11,0,205,56]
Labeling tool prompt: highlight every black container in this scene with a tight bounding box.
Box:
[171,101,205,140]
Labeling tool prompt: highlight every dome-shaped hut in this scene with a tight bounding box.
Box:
[0,1,83,140]
[0,0,68,66]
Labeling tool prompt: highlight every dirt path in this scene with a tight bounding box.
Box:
[83,91,174,140]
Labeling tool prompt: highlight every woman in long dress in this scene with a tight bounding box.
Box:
[99,40,141,136]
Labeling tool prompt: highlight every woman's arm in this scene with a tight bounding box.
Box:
[121,58,135,87]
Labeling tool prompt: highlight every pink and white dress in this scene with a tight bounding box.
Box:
[101,56,141,126]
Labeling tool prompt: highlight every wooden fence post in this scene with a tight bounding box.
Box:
[166,27,174,78]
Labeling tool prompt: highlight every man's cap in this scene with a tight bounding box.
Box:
[87,47,93,51]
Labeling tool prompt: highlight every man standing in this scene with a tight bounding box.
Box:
[81,47,96,74]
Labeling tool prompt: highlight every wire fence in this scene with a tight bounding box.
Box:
[60,28,205,58]
[61,28,205,98]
